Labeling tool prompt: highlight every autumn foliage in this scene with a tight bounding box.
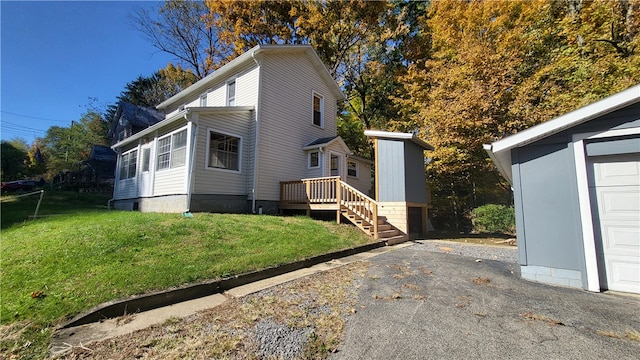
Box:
[130,1,640,230]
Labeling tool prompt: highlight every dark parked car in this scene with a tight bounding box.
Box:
[1,180,39,193]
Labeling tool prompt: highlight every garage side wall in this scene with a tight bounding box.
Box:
[513,103,640,290]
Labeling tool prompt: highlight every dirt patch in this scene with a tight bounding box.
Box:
[58,261,369,359]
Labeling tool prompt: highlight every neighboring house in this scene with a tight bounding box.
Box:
[107,101,165,145]
[485,84,640,294]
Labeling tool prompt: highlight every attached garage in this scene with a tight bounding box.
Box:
[485,85,640,294]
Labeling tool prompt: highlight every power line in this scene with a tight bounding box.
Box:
[1,110,71,123]
[1,121,48,133]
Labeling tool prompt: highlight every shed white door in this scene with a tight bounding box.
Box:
[589,154,640,294]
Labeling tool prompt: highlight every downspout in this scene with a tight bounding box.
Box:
[319,147,325,177]
[251,50,261,213]
[185,111,197,213]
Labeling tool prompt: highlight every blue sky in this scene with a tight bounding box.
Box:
[1,1,176,144]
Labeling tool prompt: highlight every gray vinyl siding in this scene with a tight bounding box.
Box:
[256,52,339,200]
[511,142,583,271]
[511,102,640,273]
[377,140,406,202]
[192,111,254,196]
[404,142,428,203]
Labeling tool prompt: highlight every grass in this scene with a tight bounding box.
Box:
[0,191,373,359]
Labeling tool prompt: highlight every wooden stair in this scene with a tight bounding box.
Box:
[340,207,408,245]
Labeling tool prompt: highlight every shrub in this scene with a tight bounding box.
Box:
[471,204,515,235]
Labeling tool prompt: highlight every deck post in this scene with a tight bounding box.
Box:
[373,203,379,240]
[305,180,311,217]
[336,179,342,223]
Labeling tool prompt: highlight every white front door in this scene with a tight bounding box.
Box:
[138,145,153,197]
[589,154,640,294]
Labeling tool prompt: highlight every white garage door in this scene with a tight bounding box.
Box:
[589,154,640,294]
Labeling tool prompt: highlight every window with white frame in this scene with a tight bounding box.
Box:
[227,80,236,106]
[208,130,240,171]
[308,151,320,168]
[157,129,187,170]
[199,93,207,107]
[119,150,137,180]
[312,92,323,127]
[347,160,358,177]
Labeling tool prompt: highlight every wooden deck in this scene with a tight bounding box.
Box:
[280,176,407,243]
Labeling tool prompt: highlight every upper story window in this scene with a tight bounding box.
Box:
[157,129,187,170]
[199,94,207,107]
[313,92,323,128]
[119,150,138,180]
[347,160,358,177]
[207,130,241,172]
[227,80,236,106]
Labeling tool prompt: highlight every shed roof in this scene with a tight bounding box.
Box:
[484,84,640,184]
[156,44,345,110]
[364,130,434,151]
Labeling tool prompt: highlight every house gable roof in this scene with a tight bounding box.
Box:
[156,44,345,111]
[484,84,640,184]
[303,136,352,154]
[364,130,434,151]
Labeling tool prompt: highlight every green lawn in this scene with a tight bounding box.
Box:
[0,191,372,358]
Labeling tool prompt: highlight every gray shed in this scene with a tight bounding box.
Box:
[365,130,434,239]
[485,85,640,294]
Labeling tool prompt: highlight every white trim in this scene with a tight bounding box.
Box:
[486,85,640,183]
[308,150,320,169]
[205,127,243,173]
[347,159,359,178]
[328,151,343,179]
[573,126,640,292]
[312,91,324,128]
[364,129,434,150]
[156,44,345,111]
[573,136,600,292]
[226,79,237,106]
[156,127,188,172]
[493,85,640,153]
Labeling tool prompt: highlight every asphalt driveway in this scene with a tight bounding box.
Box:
[333,242,640,359]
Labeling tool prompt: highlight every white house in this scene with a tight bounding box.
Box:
[112,45,404,233]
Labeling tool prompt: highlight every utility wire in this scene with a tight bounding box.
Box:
[1,110,70,123]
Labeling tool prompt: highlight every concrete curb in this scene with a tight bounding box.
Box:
[61,241,388,329]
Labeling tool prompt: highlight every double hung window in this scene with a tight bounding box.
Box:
[313,93,323,127]
[157,129,187,170]
[208,130,240,171]
[347,160,358,177]
[119,150,137,179]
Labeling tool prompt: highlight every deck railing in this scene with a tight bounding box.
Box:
[280,176,379,237]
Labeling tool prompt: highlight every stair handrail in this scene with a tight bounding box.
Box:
[338,180,379,237]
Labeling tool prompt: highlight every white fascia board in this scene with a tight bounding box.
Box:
[112,109,188,149]
[157,48,260,110]
[302,136,352,154]
[157,44,345,110]
[491,84,640,153]
[364,130,434,150]
[484,144,513,184]
[111,106,255,150]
